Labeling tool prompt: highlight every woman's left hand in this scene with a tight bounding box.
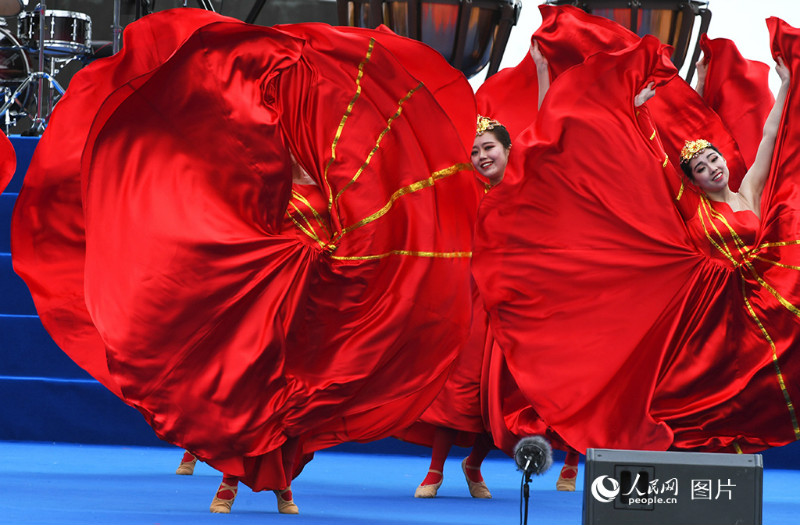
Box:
[776,56,790,84]
[530,40,548,72]
[634,81,656,107]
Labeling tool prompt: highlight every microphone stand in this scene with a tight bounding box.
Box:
[520,459,533,525]
[524,474,531,525]
[513,437,552,525]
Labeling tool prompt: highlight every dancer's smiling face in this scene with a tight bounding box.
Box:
[688,147,729,192]
[472,131,510,186]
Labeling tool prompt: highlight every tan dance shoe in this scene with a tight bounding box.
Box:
[556,464,578,491]
[461,458,492,499]
[209,481,238,513]
[414,469,443,498]
[175,455,197,475]
[274,488,300,514]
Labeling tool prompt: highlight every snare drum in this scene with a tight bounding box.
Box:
[18,10,92,56]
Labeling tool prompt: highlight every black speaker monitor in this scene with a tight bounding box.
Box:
[583,448,762,525]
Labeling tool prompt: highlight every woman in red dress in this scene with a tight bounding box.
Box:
[475,33,584,493]
[473,9,800,461]
[11,8,483,514]
[203,155,334,514]
[398,116,510,500]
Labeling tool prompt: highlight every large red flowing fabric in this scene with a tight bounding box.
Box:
[699,34,774,170]
[0,132,14,192]
[395,277,490,448]
[11,8,232,397]
[476,5,634,141]
[473,16,800,455]
[13,11,482,490]
[478,5,749,187]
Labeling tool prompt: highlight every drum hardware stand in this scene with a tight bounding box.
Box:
[0,69,64,133]
[135,0,152,20]
[1,86,20,133]
[0,1,69,135]
[197,0,215,11]
[112,0,122,54]
[246,0,267,24]
[31,0,47,134]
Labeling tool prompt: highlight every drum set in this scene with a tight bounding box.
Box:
[0,0,93,134]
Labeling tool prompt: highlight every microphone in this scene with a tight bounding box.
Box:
[513,436,553,476]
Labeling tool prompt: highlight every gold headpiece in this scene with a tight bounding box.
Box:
[476,115,503,136]
[680,139,711,164]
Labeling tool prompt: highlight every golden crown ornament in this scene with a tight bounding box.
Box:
[680,139,711,164]
[476,115,503,135]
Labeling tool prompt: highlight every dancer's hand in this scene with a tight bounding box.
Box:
[634,81,656,107]
[776,56,790,84]
[530,40,548,72]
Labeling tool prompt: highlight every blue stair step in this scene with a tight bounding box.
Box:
[0,314,92,380]
[0,135,168,448]
[0,253,36,315]
[0,377,166,446]
[0,192,15,252]
[4,135,38,193]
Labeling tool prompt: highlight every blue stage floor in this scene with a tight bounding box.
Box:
[1,441,797,525]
